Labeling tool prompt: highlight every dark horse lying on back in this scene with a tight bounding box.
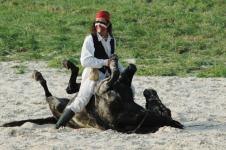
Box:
[1,56,183,133]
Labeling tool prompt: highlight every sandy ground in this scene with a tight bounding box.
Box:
[0,61,226,150]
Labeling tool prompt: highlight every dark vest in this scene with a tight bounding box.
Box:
[91,33,115,74]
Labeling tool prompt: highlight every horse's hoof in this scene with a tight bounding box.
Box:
[66,86,77,94]
[63,60,79,72]
[63,60,70,69]
[128,64,137,73]
[32,70,44,81]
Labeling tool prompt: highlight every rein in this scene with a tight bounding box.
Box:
[130,110,149,133]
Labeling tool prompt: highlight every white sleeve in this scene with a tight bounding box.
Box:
[80,35,108,68]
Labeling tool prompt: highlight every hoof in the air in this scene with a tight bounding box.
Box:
[128,64,137,73]
[63,60,70,69]
[66,83,80,94]
[63,60,79,72]
[32,70,44,81]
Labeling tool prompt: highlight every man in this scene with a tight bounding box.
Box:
[55,10,124,129]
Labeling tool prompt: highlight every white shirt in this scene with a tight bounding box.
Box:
[80,33,124,82]
[68,34,132,113]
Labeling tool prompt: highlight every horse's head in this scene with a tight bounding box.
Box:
[143,88,160,101]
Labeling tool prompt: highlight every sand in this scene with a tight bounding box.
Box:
[0,61,226,150]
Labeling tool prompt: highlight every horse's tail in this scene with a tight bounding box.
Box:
[168,119,184,129]
[0,117,57,127]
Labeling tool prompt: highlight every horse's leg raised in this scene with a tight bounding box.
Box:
[107,54,120,87]
[2,70,76,128]
[63,60,80,94]
[32,70,52,97]
[118,64,137,87]
[97,55,120,94]
[32,70,70,115]
[3,71,58,127]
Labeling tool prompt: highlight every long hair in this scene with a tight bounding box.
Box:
[90,21,113,37]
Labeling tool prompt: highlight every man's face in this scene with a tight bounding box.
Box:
[95,18,108,33]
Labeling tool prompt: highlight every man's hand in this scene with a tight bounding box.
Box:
[107,54,118,66]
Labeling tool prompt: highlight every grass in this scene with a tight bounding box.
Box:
[0,0,225,77]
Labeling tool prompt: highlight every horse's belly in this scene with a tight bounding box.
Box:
[70,110,102,129]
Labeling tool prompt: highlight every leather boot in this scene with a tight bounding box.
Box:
[55,108,75,129]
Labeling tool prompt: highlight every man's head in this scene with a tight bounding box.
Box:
[95,10,110,34]
[96,10,110,22]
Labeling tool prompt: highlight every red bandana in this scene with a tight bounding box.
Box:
[96,10,110,21]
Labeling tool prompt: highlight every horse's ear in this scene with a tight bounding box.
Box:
[143,89,151,98]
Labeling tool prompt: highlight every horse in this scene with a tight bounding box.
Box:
[1,56,183,133]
